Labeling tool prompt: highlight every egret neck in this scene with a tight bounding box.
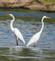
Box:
[39,16,44,34]
[10,14,15,31]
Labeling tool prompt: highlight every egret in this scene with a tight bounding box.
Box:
[26,16,50,47]
[9,14,25,46]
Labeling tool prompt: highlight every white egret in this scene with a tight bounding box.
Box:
[26,16,49,47]
[9,14,25,46]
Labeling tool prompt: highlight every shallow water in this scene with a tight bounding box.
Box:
[0,47,55,61]
[0,11,55,61]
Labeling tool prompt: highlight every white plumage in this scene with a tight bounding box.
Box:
[13,28,25,44]
[9,14,25,45]
[27,16,49,47]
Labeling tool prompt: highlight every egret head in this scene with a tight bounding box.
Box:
[9,14,15,20]
[9,14,14,17]
[43,16,50,19]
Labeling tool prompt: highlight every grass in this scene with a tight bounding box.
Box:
[0,8,36,13]
[41,0,55,3]
[0,15,11,20]
[0,15,55,23]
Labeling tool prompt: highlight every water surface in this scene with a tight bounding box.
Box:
[0,11,55,61]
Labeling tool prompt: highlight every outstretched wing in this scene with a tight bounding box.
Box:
[26,32,41,47]
[14,28,25,44]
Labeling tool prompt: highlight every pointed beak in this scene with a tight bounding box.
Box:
[46,16,50,18]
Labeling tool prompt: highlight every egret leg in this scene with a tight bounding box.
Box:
[14,35,18,46]
[16,37,18,46]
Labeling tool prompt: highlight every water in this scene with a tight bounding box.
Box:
[0,11,55,61]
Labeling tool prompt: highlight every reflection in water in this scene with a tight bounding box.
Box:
[0,47,55,61]
[0,15,55,61]
[9,47,43,60]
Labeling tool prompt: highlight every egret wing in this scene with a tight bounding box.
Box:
[14,28,25,44]
[27,32,41,46]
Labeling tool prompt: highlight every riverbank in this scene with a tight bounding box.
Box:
[0,0,55,12]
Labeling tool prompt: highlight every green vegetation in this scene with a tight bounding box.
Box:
[0,8,36,13]
[0,15,55,23]
[44,18,55,23]
[0,15,11,20]
[41,0,55,3]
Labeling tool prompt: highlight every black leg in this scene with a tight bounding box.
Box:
[14,34,18,46]
[16,38,18,46]
[16,37,19,46]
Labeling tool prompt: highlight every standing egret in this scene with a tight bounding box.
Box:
[26,16,50,47]
[9,14,25,46]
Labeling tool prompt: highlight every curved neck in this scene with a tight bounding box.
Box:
[10,15,15,31]
[39,17,44,34]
